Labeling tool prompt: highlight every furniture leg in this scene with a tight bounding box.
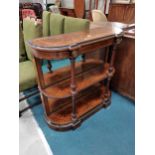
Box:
[47,60,53,72]
[40,94,51,116]
[34,57,50,116]
[104,44,117,104]
[70,57,77,122]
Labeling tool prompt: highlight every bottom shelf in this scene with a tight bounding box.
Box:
[44,85,111,131]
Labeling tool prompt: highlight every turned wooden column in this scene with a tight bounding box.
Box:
[69,57,77,122]
[33,57,50,116]
[104,38,122,103]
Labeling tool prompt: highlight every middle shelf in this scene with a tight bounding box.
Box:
[42,59,114,99]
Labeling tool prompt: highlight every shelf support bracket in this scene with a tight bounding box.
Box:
[33,57,50,116]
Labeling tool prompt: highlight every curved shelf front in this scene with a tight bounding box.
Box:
[41,59,114,99]
[44,85,111,131]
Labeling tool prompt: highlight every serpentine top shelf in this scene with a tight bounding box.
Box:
[28,23,123,52]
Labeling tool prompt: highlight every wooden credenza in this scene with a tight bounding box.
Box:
[28,23,123,131]
[108,3,135,24]
[111,28,135,100]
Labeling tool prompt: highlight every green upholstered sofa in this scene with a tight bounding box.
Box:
[19,12,90,94]
[42,11,90,36]
[19,19,42,92]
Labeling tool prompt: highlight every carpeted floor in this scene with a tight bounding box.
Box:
[26,91,135,155]
[25,59,135,155]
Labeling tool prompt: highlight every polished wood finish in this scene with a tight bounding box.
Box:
[111,28,135,100]
[28,23,123,130]
[74,0,85,18]
[108,3,135,24]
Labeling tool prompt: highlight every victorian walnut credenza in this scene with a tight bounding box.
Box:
[28,23,123,131]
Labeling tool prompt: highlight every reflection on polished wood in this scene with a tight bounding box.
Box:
[28,23,123,131]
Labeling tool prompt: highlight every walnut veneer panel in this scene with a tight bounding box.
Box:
[74,0,85,18]
[108,3,135,24]
[108,4,125,22]
[124,4,135,24]
[111,32,135,100]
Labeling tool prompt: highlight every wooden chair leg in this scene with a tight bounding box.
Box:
[47,60,53,72]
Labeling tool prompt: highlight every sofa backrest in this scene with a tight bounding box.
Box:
[50,13,65,35]
[42,11,90,36]
[64,16,90,33]
[42,11,51,36]
[43,11,65,36]
[19,23,26,62]
[23,18,42,61]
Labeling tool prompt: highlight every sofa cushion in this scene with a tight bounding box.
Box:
[19,23,26,62]
[50,13,65,35]
[23,18,42,61]
[64,17,90,33]
[42,11,51,36]
[19,60,37,92]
